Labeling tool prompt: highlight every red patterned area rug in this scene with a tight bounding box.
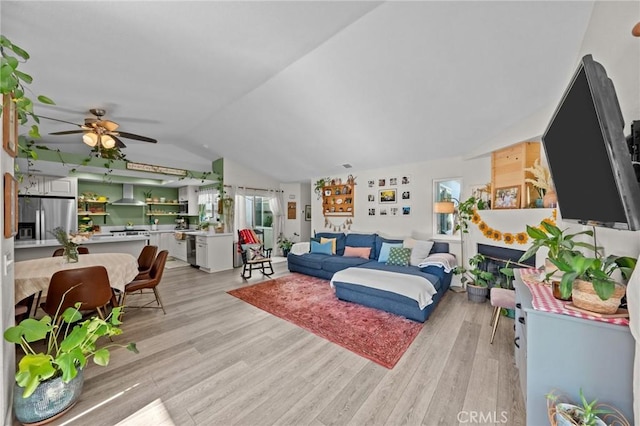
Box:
[227,273,424,368]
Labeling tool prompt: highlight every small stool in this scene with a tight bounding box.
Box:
[490,288,516,344]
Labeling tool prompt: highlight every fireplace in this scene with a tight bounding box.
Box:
[476,243,535,289]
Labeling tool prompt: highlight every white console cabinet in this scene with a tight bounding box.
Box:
[514,271,634,425]
[195,234,232,273]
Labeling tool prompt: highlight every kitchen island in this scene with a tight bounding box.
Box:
[14,235,149,261]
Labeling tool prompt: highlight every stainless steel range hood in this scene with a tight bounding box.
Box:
[110,184,146,206]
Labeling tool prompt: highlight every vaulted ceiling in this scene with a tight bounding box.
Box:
[2,1,598,182]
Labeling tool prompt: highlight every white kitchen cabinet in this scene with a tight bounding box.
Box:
[173,239,187,262]
[178,185,199,216]
[196,236,209,269]
[197,234,233,273]
[19,175,77,197]
[159,232,173,253]
[148,233,160,248]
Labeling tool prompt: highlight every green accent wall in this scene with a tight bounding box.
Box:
[78,181,180,227]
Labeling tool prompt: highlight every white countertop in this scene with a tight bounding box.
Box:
[15,235,150,249]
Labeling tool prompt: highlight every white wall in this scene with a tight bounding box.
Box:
[222,157,281,189]
[311,155,490,260]
[280,182,312,252]
[1,136,16,423]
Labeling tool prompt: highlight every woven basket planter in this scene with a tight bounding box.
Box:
[571,279,625,315]
[466,283,488,303]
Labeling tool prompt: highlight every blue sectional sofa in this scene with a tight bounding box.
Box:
[287,232,453,322]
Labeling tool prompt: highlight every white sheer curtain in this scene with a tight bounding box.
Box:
[268,190,284,245]
[234,186,247,233]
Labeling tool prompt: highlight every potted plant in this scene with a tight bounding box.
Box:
[143,190,153,202]
[524,159,553,208]
[4,296,138,424]
[277,232,299,256]
[519,221,596,280]
[549,251,636,314]
[314,177,330,199]
[462,253,494,303]
[547,389,611,426]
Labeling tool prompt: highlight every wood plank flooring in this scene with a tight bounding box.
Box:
[20,263,525,426]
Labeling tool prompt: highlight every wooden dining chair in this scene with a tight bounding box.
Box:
[41,266,113,320]
[121,250,168,315]
[52,246,90,257]
[135,245,158,280]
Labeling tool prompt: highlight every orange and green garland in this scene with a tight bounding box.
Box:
[470,209,557,245]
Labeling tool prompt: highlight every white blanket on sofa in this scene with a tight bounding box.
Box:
[330,267,437,309]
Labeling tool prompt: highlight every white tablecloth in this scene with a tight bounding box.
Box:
[14,253,139,304]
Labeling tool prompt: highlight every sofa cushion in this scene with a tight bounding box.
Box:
[378,242,403,263]
[375,236,404,260]
[320,237,337,254]
[345,233,377,259]
[410,240,434,266]
[315,232,346,256]
[344,246,371,259]
[287,253,327,270]
[321,255,370,273]
[387,247,412,266]
[311,240,333,255]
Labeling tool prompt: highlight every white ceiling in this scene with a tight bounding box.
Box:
[1,1,596,183]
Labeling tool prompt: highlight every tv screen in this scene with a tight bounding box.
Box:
[542,54,640,230]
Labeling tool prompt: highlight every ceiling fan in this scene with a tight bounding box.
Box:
[41,108,157,149]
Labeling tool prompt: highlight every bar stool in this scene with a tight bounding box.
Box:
[490,287,516,344]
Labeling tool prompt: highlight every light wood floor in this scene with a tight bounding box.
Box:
[22,263,525,426]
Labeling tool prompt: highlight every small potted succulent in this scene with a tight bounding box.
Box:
[546,389,611,426]
[277,232,299,256]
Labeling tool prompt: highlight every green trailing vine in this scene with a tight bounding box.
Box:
[1,35,55,177]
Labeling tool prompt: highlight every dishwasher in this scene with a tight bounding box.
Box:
[186,234,197,266]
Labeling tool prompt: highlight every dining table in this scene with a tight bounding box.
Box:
[14,253,139,305]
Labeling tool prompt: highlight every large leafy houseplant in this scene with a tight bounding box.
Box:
[549,251,636,300]
[4,295,138,398]
[518,221,596,277]
[461,253,494,288]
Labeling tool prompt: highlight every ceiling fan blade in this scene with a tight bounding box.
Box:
[49,130,86,135]
[117,131,157,143]
[100,120,119,132]
[111,135,127,149]
[39,116,83,127]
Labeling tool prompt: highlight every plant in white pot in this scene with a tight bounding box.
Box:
[547,389,613,426]
[4,295,138,424]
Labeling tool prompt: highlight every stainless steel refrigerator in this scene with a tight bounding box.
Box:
[18,196,77,240]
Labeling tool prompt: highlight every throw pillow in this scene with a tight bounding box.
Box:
[311,240,333,255]
[410,240,435,266]
[320,237,337,254]
[241,243,264,260]
[378,242,403,263]
[343,246,372,259]
[387,247,412,267]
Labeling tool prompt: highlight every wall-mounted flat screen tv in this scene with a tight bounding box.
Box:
[542,54,640,230]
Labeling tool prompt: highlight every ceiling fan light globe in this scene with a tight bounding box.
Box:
[101,135,116,149]
[82,132,98,147]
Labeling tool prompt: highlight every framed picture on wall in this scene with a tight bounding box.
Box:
[304,205,311,221]
[402,206,411,216]
[379,189,397,203]
[4,173,18,238]
[368,180,375,188]
[389,177,398,186]
[401,175,411,185]
[390,207,399,216]
[380,208,388,216]
[494,186,520,209]
[367,194,375,202]
[2,94,18,157]
[368,208,376,216]
[402,191,410,200]
[378,178,386,187]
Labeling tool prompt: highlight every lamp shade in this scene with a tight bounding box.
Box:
[82,132,98,147]
[434,201,455,214]
[101,135,116,149]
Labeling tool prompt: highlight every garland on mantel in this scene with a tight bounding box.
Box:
[470,209,557,245]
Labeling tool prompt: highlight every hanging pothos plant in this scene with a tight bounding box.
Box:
[0,35,55,171]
